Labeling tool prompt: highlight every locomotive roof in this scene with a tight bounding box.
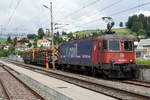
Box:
[61,34,134,45]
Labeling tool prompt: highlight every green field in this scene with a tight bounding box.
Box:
[136,59,150,65]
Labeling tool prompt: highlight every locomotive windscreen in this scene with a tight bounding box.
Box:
[124,41,133,51]
[109,40,120,51]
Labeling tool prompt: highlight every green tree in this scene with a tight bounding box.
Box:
[126,14,150,37]
[8,45,15,55]
[137,29,146,36]
[56,31,60,37]
[38,28,45,39]
[13,37,17,46]
[28,42,32,48]
[7,36,12,43]
[0,48,8,57]
[54,34,65,45]
[20,38,28,44]
[27,34,37,40]
[33,39,37,48]
[131,21,143,32]
[119,22,123,27]
[67,32,73,38]
[62,31,67,35]
[18,51,23,57]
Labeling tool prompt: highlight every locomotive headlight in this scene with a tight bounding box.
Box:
[110,59,115,63]
[130,59,133,63]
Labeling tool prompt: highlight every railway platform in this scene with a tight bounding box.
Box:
[0,59,116,100]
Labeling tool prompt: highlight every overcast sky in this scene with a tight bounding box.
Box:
[0,0,150,34]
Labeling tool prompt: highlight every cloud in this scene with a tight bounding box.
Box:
[134,10,150,16]
[1,0,150,34]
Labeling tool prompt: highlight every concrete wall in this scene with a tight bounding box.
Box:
[135,65,150,82]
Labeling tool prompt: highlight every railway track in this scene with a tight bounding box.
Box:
[0,64,45,100]
[121,80,150,88]
[3,59,150,100]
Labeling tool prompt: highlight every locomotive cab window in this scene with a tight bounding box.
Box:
[124,41,133,51]
[109,40,120,51]
[103,40,108,50]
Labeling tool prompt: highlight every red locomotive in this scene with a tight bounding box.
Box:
[58,34,135,78]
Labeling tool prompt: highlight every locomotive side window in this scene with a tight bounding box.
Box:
[109,40,120,51]
[98,42,101,47]
[94,45,96,51]
[103,40,108,50]
[86,44,92,52]
[124,41,133,51]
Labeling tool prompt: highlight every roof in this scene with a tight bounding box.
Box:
[15,44,27,48]
[37,39,49,44]
[139,39,150,46]
[37,40,43,44]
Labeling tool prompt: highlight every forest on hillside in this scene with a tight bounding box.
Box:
[126,14,150,37]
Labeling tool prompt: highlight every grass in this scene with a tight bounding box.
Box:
[73,28,137,39]
[0,40,6,44]
[136,59,150,65]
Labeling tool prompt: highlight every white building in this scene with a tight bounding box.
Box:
[37,39,51,47]
[134,39,150,58]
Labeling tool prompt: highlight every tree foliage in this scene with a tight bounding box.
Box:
[33,39,37,48]
[28,42,32,48]
[27,34,37,40]
[8,45,15,55]
[38,28,45,39]
[0,48,8,57]
[62,31,67,35]
[7,36,12,43]
[119,22,123,27]
[20,38,29,44]
[54,32,65,45]
[126,14,150,36]
[137,29,146,36]
[13,37,17,46]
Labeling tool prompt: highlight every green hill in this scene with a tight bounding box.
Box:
[74,28,137,38]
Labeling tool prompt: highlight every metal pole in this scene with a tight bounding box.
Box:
[50,2,55,69]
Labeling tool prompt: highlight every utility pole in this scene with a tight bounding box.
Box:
[50,2,55,69]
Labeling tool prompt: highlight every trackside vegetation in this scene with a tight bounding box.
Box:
[136,59,150,65]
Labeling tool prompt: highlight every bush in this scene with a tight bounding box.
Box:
[0,49,9,57]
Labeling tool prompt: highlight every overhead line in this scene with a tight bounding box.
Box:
[57,0,101,21]
[72,1,150,29]
[7,0,22,26]
[70,0,124,27]
[98,0,123,12]
[60,0,123,30]
[109,1,150,16]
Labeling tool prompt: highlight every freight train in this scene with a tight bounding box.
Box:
[23,33,136,79]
